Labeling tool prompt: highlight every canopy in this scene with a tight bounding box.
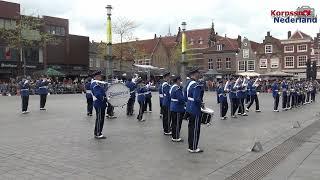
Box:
[204,69,222,76]
[237,72,260,77]
[133,64,164,70]
[261,71,294,77]
[33,68,65,77]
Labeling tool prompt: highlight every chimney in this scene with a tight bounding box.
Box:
[225,34,227,38]
[237,35,242,47]
[267,31,270,36]
[154,34,157,39]
[288,31,292,39]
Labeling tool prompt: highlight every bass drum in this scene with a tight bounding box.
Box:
[200,107,214,125]
[106,83,130,107]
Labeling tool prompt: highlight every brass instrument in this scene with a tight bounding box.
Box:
[253,78,260,87]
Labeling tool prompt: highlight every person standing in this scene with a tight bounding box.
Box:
[281,79,289,111]
[217,81,228,120]
[187,68,204,153]
[246,78,260,112]
[158,76,164,118]
[183,76,194,121]
[90,70,107,139]
[125,77,136,116]
[37,76,49,110]
[136,78,146,122]
[228,78,238,118]
[272,79,280,112]
[237,78,248,116]
[144,81,152,112]
[311,81,316,102]
[162,72,172,135]
[169,75,185,142]
[19,78,30,114]
[85,78,93,116]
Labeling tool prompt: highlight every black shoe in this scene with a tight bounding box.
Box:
[94,135,106,139]
[188,148,204,153]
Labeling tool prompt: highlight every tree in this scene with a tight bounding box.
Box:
[113,17,138,71]
[170,42,194,74]
[0,15,57,77]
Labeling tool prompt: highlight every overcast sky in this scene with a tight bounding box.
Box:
[7,0,320,43]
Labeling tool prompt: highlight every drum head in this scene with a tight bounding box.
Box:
[106,83,130,107]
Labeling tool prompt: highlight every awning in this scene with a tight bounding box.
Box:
[204,69,222,76]
[33,68,65,77]
[237,72,260,77]
[261,71,294,77]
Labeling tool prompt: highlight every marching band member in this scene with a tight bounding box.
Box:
[183,75,194,121]
[85,78,93,116]
[306,81,311,104]
[186,68,204,153]
[162,72,172,135]
[311,81,316,102]
[281,79,289,111]
[272,79,280,112]
[90,70,107,139]
[246,78,260,112]
[144,81,152,112]
[286,80,292,109]
[169,75,185,142]
[237,77,248,116]
[158,76,164,118]
[19,78,30,114]
[136,78,146,122]
[37,76,49,110]
[228,78,238,118]
[125,77,136,116]
[217,80,228,120]
[291,81,298,108]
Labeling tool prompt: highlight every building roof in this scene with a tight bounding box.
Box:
[289,30,312,40]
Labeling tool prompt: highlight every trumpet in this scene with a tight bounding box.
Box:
[224,80,229,92]
[253,78,260,87]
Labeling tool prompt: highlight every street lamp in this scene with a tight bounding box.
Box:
[106,5,113,82]
[181,22,187,83]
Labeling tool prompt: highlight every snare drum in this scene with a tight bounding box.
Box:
[200,107,214,125]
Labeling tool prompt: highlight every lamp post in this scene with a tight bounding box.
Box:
[180,22,187,83]
[106,5,113,82]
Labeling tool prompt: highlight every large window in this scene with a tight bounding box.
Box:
[226,58,231,69]
[270,58,279,68]
[89,58,94,68]
[48,25,66,36]
[297,55,307,67]
[238,61,245,71]
[217,58,222,69]
[247,60,255,71]
[284,56,294,68]
[243,49,249,58]
[208,58,213,70]
[284,45,294,53]
[260,59,267,68]
[265,45,272,54]
[297,44,307,52]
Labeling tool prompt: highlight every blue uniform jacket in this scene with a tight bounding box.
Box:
[125,81,136,99]
[228,83,237,99]
[158,82,163,106]
[281,82,288,96]
[190,83,204,116]
[248,81,256,96]
[19,81,29,96]
[183,79,192,101]
[186,80,197,113]
[90,80,107,108]
[37,80,48,95]
[162,82,171,107]
[85,82,93,99]
[272,83,280,97]
[217,87,227,103]
[137,85,147,103]
[145,86,152,98]
[169,84,185,113]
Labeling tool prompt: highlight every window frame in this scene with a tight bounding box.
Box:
[284,45,294,53]
[270,58,279,69]
[297,44,307,52]
[225,57,231,69]
[247,60,255,71]
[243,49,249,58]
[238,61,245,71]
[217,58,222,70]
[208,58,213,70]
[284,56,294,68]
[265,45,272,54]
[297,55,307,68]
[259,59,267,69]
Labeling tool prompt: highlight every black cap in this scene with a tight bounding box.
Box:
[219,81,223,84]
[92,70,102,76]
[188,68,200,76]
[163,71,171,78]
